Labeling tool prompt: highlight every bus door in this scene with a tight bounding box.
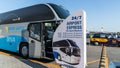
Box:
[42,22,55,59]
[28,23,42,58]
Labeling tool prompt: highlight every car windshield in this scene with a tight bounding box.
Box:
[107,34,113,38]
[100,33,106,38]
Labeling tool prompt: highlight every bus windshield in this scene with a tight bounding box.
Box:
[49,3,70,19]
[72,48,80,57]
[67,40,78,47]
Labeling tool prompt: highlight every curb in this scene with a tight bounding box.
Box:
[99,46,107,68]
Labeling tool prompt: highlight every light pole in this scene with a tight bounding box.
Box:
[101,27,104,32]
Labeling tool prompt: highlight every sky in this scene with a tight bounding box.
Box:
[0,0,120,32]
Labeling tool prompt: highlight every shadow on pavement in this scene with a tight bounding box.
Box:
[0,49,55,68]
[19,59,48,68]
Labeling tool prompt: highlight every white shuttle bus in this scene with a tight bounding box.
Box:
[0,3,70,59]
[53,39,81,65]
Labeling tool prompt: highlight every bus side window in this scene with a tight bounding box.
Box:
[28,23,41,41]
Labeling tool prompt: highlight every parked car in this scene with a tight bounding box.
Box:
[114,33,120,47]
[106,33,118,46]
[90,33,118,46]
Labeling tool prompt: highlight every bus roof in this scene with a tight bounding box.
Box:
[0,3,69,24]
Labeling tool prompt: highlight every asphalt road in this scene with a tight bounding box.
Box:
[86,45,102,68]
[0,50,60,68]
[106,46,120,66]
[0,54,47,68]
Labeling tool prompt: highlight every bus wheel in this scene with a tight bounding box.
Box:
[19,44,28,58]
[58,55,61,61]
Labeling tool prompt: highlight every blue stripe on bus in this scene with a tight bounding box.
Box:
[0,35,27,53]
[53,51,59,58]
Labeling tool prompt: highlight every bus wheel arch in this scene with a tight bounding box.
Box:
[19,42,29,58]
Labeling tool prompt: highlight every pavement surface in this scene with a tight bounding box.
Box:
[86,45,120,68]
[86,45,102,68]
[0,54,47,68]
[0,50,60,68]
[106,46,120,66]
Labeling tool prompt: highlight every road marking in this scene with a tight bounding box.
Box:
[0,51,22,58]
[87,59,100,65]
[99,46,109,68]
[0,52,11,56]
[0,51,60,68]
[104,46,109,68]
[106,57,109,68]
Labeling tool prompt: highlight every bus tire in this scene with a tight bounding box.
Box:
[19,43,29,58]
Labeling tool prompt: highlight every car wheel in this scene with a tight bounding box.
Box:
[20,44,29,58]
[94,42,99,46]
